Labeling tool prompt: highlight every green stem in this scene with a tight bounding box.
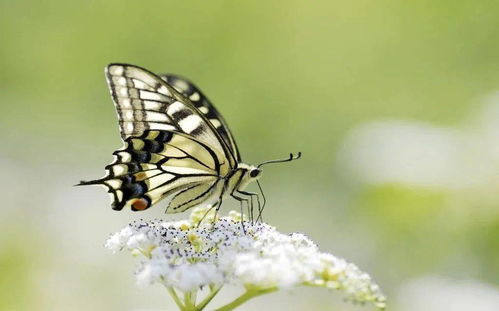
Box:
[214,287,278,311]
[191,290,198,305]
[167,287,185,310]
[184,291,194,310]
[196,285,222,311]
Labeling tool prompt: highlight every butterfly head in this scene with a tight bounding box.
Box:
[234,164,263,192]
[249,167,262,179]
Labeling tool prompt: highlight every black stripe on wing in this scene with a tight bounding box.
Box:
[160,74,241,162]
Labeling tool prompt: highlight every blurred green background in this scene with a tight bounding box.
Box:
[1,1,498,310]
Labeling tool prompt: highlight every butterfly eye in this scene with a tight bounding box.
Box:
[249,169,261,178]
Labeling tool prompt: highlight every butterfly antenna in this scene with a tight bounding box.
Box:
[257,152,302,168]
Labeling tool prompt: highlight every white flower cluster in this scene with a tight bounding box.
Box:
[105,207,386,309]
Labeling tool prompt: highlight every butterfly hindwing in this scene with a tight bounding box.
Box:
[168,180,223,213]
[105,63,236,169]
[159,74,241,162]
[78,130,222,212]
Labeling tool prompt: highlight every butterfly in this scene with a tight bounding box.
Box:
[78,63,301,221]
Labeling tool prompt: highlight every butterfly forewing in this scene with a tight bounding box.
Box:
[106,64,236,169]
[160,74,241,162]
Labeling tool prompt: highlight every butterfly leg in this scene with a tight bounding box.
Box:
[256,180,266,223]
[239,191,254,223]
[236,190,260,224]
[230,192,251,233]
[213,196,224,220]
[196,200,220,228]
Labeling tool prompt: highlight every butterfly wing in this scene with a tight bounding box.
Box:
[79,130,224,213]
[105,63,236,170]
[159,74,241,162]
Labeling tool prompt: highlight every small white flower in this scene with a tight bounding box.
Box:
[104,226,134,252]
[106,206,386,310]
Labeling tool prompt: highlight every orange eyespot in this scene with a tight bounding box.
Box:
[135,172,148,181]
[131,198,149,211]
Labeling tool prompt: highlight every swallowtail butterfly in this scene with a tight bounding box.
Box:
[78,64,300,220]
